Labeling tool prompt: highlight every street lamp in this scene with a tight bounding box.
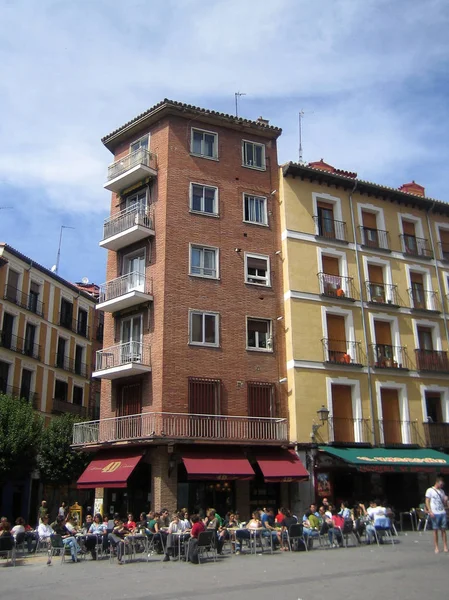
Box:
[311,405,330,440]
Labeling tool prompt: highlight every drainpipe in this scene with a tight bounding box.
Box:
[348,181,376,446]
[426,203,449,346]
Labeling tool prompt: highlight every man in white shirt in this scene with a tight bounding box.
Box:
[37,515,54,565]
[425,476,448,554]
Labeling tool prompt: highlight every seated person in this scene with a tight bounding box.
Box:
[0,520,12,537]
[136,512,149,532]
[279,509,297,550]
[163,512,190,561]
[261,507,279,548]
[125,513,136,531]
[302,506,321,541]
[85,513,107,559]
[339,501,352,520]
[235,512,262,554]
[82,514,93,533]
[275,507,287,525]
[328,510,344,546]
[52,515,81,563]
[65,515,79,535]
[187,514,206,564]
[364,499,388,543]
[108,517,130,564]
[179,509,191,531]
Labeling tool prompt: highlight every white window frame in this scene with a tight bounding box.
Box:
[189,182,219,216]
[421,384,449,423]
[375,381,410,444]
[398,212,425,252]
[435,221,449,260]
[321,305,356,352]
[362,255,395,303]
[242,140,266,170]
[356,202,387,247]
[243,193,268,226]
[129,134,149,154]
[405,264,436,310]
[312,192,344,240]
[412,318,442,351]
[189,244,219,280]
[125,188,148,211]
[244,253,271,287]
[190,128,218,160]
[325,376,364,443]
[368,312,401,348]
[317,247,349,295]
[189,310,219,347]
[246,317,273,352]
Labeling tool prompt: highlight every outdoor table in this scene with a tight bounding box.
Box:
[169,531,190,561]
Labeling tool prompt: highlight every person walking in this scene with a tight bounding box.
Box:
[38,500,48,525]
[425,475,448,554]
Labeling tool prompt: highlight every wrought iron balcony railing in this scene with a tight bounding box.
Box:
[400,234,433,258]
[0,383,39,408]
[107,149,157,182]
[438,241,449,261]
[318,272,357,300]
[423,422,449,448]
[327,417,371,444]
[59,313,90,338]
[53,398,88,417]
[359,226,390,250]
[54,355,88,378]
[313,216,348,242]
[4,285,44,317]
[102,204,154,241]
[415,349,449,373]
[0,332,41,360]
[366,281,400,306]
[322,338,364,366]
[378,420,421,446]
[99,272,152,304]
[72,411,288,446]
[408,288,440,312]
[370,344,410,369]
[95,341,151,372]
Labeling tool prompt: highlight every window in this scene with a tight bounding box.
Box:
[242,141,265,169]
[0,361,10,394]
[191,128,218,159]
[425,392,442,423]
[190,245,218,279]
[130,135,148,154]
[439,228,449,260]
[54,380,68,402]
[75,345,84,376]
[1,313,14,349]
[243,194,267,225]
[189,311,219,346]
[188,377,220,414]
[190,183,218,215]
[248,382,274,417]
[56,337,67,369]
[247,318,272,351]
[29,281,40,314]
[245,254,270,286]
[5,269,19,303]
[125,189,147,211]
[24,323,36,357]
[60,298,73,329]
[20,369,33,402]
[73,385,83,406]
[77,308,88,337]
[123,251,145,292]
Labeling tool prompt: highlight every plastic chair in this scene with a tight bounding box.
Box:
[50,535,66,563]
[187,530,217,564]
[286,524,309,552]
[0,536,16,566]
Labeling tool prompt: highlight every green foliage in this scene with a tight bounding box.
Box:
[37,413,91,484]
[0,393,44,482]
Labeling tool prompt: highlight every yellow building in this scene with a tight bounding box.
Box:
[279,160,449,509]
[0,243,99,421]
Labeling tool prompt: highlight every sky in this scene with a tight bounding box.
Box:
[0,0,448,285]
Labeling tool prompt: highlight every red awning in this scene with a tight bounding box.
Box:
[182,450,255,481]
[77,451,144,489]
[255,449,309,482]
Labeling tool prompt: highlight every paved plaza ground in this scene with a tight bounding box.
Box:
[1,532,447,600]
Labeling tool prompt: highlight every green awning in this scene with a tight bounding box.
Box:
[319,447,449,473]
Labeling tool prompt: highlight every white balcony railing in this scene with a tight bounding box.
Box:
[95,341,151,372]
[102,205,153,242]
[107,149,157,182]
[72,412,288,446]
[99,272,152,304]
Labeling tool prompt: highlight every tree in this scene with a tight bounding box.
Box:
[0,393,43,483]
[37,413,91,484]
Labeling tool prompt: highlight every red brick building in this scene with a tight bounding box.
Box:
[74,99,307,517]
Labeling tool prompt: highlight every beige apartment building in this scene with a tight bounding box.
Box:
[279,160,449,509]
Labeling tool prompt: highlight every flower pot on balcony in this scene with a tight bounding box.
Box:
[384,359,393,368]
[336,288,345,298]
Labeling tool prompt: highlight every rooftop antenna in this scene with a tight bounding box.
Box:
[52,225,75,274]
[298,109,315,164]
[235,91,246,118]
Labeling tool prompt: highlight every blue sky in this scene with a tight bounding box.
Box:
[0,0,448,285]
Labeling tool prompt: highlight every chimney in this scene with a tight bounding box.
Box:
[257,116,269,126]
[308,158,336,173]
[399,181,425,197]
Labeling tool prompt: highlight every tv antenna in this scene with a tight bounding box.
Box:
[52,225,75,275]
[298,109,314,164]
[235,91,246,118]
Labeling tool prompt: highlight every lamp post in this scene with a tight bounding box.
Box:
[308,405,330,505]
[311,405,330,442]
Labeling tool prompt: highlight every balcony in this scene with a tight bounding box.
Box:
[0,332,41,361]
[313,216,348,242]
[318,273,357,301]
[366,281,400,306]
[93,342,151,380]
[104,149,157,193]
[52,398,88,418]
[54,355,88,378]
[400,234,433,259]
[72,411,288,447]
[100,205,155,252]
[59,314,90,339]
[328,417,371,444]
[415,349,449,373]
[423,422,449,448]
[4,285,44,317]
[0,384,39,409]
[322,339,364,367]
[97,272,153,313]
[438,241,449,262]
[408,288,440,312]
[378,420,421,446]
[370,344,410,370]
[359,226,390,251]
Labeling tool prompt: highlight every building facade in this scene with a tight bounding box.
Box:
[0,243,99,518]
[280,160,449,510]
[74,99,310,518]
